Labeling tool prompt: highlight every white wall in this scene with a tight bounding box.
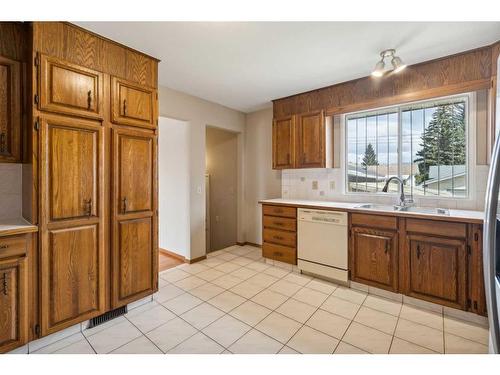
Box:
[158,117,190,258]
[158,86,246,260]
[244,108,282,244]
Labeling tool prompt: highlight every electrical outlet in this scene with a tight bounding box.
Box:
[330,181,336,190]
[312,181,318,190]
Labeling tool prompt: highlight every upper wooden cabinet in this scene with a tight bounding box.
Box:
[272,110,331,169]
[272,116,295,169]
[38,54,104,120]
[296,110,326,168]
[0,55,21,163]
[111,77,157,129]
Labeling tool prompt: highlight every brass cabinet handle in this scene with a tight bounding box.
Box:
[123,99,127,116]
[87,90,92,110]
[0,132,6,153]
[2,273,7,296]
[84,198,92,217]
[122,197,128,213]
[416,244,421,259]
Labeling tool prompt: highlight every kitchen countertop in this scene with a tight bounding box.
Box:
[0,217,38,237]
[259,198,485,224]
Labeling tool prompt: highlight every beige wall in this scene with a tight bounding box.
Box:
[0,163,22,219]
[158,86,246,260]
[244,108,282,244]
[206,127,238,251]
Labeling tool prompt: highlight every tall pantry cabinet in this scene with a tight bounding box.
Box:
[0,21,159,350]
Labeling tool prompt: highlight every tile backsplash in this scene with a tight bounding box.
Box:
[0,163,22,219]
[281,166,489,211]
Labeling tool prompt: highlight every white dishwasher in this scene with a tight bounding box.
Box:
[297,208,348,284]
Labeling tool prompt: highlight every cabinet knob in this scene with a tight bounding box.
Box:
[84,198,92,217]
[2,273,7,296]
[122,197,128,213]
[123,99,127,116]
[0,132,6,153]
[87,90,92,110]
[416,245,421,259]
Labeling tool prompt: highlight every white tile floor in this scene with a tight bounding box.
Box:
[33,245,489,354]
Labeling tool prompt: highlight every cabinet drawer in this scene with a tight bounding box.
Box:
[0,235,27,259]
[39,54,103,119]
[263,242,296,265]
[263,215,296,231]
[262,205,296,218]
[263,228,296,247]
[111,77,156,129]
[350,213,398,230]
[405,218,467,238]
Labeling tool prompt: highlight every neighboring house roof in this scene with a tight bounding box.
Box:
[422,165,466,187]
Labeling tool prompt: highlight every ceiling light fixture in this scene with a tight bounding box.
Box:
[371,49,406,77]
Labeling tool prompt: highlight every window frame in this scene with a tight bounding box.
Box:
[343,93,471,199]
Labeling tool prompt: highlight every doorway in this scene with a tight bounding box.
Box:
[205,126,238,252]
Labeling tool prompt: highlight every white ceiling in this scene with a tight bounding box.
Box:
[77,22,500,113]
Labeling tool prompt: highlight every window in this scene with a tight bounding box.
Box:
[346,95,469,198]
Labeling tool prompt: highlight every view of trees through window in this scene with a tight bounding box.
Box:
[346,97,468,197]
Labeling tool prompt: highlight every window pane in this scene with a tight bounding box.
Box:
[345,97,468,199]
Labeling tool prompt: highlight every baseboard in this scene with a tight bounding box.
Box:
[186,255,207,264]
[159,248,184,261]
[236,241,262,248]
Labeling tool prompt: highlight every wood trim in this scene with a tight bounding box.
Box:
[186,255,207,264]
[273,42,498,118]
[0,225,38,238]
[159,248,184,262]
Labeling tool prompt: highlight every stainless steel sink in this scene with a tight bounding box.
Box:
[355,203,450,215]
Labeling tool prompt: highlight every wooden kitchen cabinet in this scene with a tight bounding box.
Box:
[272,110,331,170]
[402,219,468,310]
[111,77,156,129]
[272,115,295,169]
[295,110,326,168]
[0,55,22,163]
[350,226,398,292]
[111,127,157,308]
[261,204,297,265]
[0,236,28,354]
[38,54,104,119]
[39,114,106,335]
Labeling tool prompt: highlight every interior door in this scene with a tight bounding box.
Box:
[273,116,295,169]
[0,55,21,162]
[39,54,103,119]
[0,257,28,354]
[112,128,157,307]
[351,227,398,291]
[406,234,466,309]
[39,114,105,335]
[296,110,325,168]
[111,77,156,129]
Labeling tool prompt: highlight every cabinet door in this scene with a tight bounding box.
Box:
[39,114,105,335]
[111,77,156,129]
[40,114,100,223]
[112,128,157,308]
[404,234,467,309]
[350,227,398,291]
[39,54,103,119]
[468,225,487,315]
[0,56,21,162]
[0,257,28,354]
[296,110,325,168]
[272,116,295,169]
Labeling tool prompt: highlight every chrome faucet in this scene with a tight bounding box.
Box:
[382,176,413,208]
